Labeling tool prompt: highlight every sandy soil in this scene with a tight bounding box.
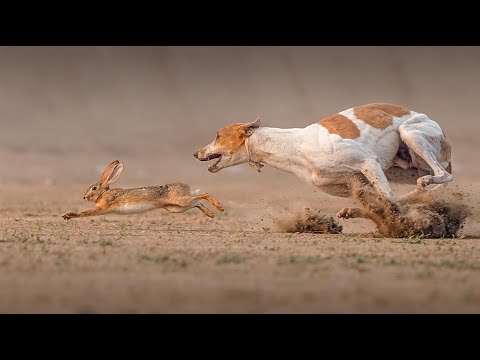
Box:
[1,47,480,313]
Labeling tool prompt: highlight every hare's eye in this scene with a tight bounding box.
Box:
[92,186,97,191]
[216,132,220,140]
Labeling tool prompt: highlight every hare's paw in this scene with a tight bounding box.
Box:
[62,212,78,220]
[210,199,224,212]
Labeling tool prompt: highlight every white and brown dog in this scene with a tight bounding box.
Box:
[194,103,453,219]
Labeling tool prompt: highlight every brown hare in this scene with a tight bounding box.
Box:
[62,160,224,220]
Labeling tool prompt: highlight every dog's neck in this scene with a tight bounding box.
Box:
[246,127,306,175]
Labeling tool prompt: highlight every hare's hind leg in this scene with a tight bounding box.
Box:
[195,204,214,218]
[166,192,223,218]
[189,193,224,212]
[163,203,215,218]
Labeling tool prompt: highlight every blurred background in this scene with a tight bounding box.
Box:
[0,46,478,188]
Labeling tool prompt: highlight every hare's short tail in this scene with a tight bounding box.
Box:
[191,188,201,195]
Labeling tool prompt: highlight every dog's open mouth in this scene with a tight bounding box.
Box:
[203,153,222,172]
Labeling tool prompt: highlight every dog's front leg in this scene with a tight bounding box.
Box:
[337,207,367,219]
[360,158,393,197]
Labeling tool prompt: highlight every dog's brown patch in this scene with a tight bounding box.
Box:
[354,103,410,129]
[318,114,360,139]
[214,123,249,153]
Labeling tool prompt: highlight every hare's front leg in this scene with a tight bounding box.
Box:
[62,207,109,220]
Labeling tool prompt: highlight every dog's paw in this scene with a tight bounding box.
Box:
[417,175,433,188]
[337,207,357,219]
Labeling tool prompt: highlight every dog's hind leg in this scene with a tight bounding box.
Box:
[398,114,453,189]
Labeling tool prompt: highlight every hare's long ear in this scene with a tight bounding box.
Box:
[100,160,123,189]
[100,160,120,183]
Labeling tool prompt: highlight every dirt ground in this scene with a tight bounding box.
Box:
[2,47,480,313]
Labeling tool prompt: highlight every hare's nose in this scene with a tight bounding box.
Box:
[193,152,198,158]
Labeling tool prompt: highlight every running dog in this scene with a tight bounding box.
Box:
[194,103,452,219]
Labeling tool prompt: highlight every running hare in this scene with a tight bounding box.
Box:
[62,160,224,220]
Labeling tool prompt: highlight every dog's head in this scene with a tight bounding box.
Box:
[194,118,261,173]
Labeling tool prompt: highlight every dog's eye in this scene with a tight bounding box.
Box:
[92,186,97,191]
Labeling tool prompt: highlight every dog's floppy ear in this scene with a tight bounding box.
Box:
[243,117,261,137]
[100,160,124,189]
